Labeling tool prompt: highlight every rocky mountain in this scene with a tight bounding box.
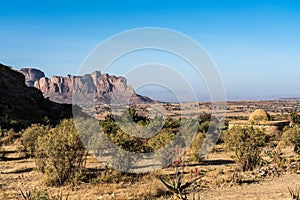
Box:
[20,68,154,105]
[19,68,45,87]
[0,64,72,130]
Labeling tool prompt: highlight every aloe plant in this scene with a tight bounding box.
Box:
[159,164,201,200]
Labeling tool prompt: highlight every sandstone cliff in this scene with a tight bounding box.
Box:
[20,68,153,105]
[19,68,45,87]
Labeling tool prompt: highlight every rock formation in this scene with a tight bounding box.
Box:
[20,68,154,105]
[19,68,45,87]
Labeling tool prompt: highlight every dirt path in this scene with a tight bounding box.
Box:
[200,173,300,200]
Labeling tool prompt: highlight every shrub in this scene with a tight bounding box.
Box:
[18,188,69,200]
[0,128,5,160]
[147,129,175,151]
[0,128,16,160]
[20,124,50,157]
[35,119,86,186]
[111,150,135,172]
[189,132,205,163]
[224,126,267,171]
[0,128,17,145]
[290,112,300,125]
[283,126,300,155]
[92,168,129,184]
[0,141,5,160]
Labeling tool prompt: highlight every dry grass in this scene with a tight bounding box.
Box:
[1,142,299,200]
[2,100,300,199]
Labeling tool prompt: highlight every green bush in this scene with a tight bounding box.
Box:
[283,126,300,155]
[147,129,175,151]
[35,119,86,186]
[20,124,50,157]
[224,126,267,171]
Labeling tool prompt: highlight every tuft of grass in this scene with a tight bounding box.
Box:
[288,186,300,200]
[18,188,69,200]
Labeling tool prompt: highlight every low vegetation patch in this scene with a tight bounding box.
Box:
[283,125,300,155]
[18,188,69,200]
[35,119,87,186]
[224,126,267,171]
[20,124,50,157]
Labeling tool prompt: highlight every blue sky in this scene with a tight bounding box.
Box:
[1,0,300,101]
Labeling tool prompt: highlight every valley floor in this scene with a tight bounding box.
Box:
[1,144,300,200]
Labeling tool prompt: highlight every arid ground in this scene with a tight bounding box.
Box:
[1,100,300,200]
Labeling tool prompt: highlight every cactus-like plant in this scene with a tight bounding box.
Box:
[159,162,201,200]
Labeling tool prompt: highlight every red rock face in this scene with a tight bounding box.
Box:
[19,68,45,87]
[20,68,154,104]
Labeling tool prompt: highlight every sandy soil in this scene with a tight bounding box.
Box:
[1,144,299,200]
[201,173,300,200]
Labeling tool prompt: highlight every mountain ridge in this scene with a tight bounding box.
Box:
[20,68,154,105]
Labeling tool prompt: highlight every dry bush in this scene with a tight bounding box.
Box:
[111,150,137,172]
[35,119,86,186]
[282,126,300,155]
[0,141,5,160]
[290,112,300,125]
[18,188,68,200]
[0,128,17,145]
[0,128,5,160]
[189,132,205,163]
[0,127,16,160]
[224,126,267,171]
[90,167,142,184]
[20,124,50,157]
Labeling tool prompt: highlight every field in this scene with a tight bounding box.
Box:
[1,99,300,200]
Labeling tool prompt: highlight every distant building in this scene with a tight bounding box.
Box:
[228,109,290,134]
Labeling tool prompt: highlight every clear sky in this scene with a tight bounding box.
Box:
[1,0,300,101]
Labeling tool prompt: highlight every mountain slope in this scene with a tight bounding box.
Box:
[0,64,72,130]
